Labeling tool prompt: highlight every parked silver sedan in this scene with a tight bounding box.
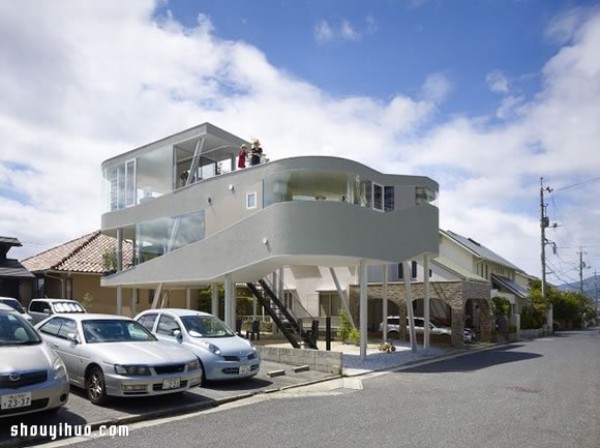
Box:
[35,314,203,405]
[1,309,69,418]
[135,309,260,383]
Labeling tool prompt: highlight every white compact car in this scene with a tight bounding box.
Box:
[135,309,260,384]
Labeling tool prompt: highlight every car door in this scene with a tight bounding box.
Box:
[38,317,85,386]
[154,313,182,348]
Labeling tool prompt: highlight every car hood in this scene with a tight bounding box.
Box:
[185,336,255,356]
[85,341,195,365]
[0,342,55,372]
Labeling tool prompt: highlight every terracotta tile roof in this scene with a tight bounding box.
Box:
[21,231,133,274]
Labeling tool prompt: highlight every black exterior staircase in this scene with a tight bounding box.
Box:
[246,280,318,349]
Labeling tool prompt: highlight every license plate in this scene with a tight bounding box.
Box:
[239,365,251,375]
[1,392,32,410]
[162,378,180,390]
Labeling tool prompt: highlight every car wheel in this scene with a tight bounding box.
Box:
[86,366,109,405]
[387,331,399,340]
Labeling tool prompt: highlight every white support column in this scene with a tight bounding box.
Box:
[423,255,430,350]
[116,286,123,316]
[186,288,191,309]
[278,267,284,300]
[224,274,233,328]
[330,267,355,327]
[150,283,163,309]
[359,259,368,360]
[231,282,237,330]
[116,228,123,271]
[382,265,388,342]
[131,289,137,317]
[211,283,219,317]
[404,261,417,352]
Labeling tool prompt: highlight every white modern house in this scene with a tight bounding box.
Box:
[100,123,440,358]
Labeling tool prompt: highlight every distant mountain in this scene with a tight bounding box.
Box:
[558,275,598,301]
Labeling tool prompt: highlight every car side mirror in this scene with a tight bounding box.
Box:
[67,333,80,344]
[173,329,183,342]
[43,308,51,315]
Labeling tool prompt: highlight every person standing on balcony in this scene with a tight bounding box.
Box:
[237,144,248,169]
[249,139,263,166]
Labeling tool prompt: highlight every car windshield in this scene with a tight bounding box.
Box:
[0,298,25,313]
[180,315,234,338]
[54,302,86,313]
[0,312,41,346]
[82,319,157,343]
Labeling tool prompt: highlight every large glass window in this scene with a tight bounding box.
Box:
[136,146,172,204]
[136,210,205,264]
[319,292,342,317]
[416,186,438,205]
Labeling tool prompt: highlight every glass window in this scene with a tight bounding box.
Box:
[246,192,257,209]
[137,314,158,331]
[416,186,438,205]
[384,186,394,212]
[38,317,64,337]
[57,319,77,339]
[136,210,205,263]
[82,320,155,343]
[264,170,377,208]
[373,183,383,211]
[156,315,180,336]
[181,315,234,338]
[319,293,341,317]
[136,146,172,205]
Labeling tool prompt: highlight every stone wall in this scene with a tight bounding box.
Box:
[257,346,343,374]
[348,280,493,346]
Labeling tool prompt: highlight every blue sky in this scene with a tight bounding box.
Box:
[1,0,599,287]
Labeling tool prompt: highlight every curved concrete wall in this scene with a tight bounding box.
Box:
[102,200,438,288]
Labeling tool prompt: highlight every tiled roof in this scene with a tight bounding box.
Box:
[21,231,133,274]
[442,230,522,271]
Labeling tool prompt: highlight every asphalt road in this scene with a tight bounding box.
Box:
[0,360,335,448]
[27,328,600,448]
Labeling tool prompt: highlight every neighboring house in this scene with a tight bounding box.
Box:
[0,236,35,300]
[344,229,532,346]
[20,231,197,315]
[99,122,440,354]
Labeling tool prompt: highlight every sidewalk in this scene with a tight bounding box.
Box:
[254,337,483,376]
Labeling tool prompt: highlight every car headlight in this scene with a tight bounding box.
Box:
[186,359,201,371]
[114,364,151,376]
[52,357,67,380]
[199,341,221,356]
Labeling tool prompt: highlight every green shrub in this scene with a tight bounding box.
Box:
[336,309,353,341]
[521,306,544,329]
[348,328,360,346]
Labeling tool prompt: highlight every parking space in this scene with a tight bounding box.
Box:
[0,360,337,448]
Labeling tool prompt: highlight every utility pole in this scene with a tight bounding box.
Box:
[540,177,553,332]
[578,247,587,294]
[594,270,598,320]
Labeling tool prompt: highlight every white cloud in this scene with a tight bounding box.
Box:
[1,0,599,280]
[486,70,510,94]
[421,73,451,103]
[315,20,334,43]
[314,16,376,43]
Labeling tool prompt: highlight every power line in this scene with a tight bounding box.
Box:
[555,176,600,192]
